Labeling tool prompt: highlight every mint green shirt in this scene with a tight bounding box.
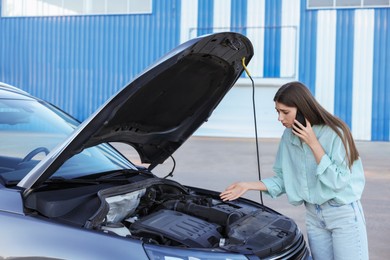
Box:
[262,125,365,206]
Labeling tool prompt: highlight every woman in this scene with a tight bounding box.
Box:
[220,81,368,260]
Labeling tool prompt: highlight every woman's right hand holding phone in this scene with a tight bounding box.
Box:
[292,119,326,164]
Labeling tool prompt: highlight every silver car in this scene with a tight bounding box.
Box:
[0,32,310,259]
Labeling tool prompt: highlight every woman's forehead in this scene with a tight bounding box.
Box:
[275,101,295,110]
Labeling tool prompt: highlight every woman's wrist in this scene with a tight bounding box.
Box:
[246,181,267,192]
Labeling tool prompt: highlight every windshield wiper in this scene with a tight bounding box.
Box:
[95,168,149,181]
[45,169,149,186]
[45,176,101,185]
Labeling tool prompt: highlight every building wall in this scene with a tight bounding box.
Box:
[0,0,181,121]
[0,0,389,141]
[181,0,390,141]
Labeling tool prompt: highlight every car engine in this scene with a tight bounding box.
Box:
[82,178,299,257]
[25,178,303,257]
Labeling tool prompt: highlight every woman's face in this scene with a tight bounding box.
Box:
[275,101,297,128]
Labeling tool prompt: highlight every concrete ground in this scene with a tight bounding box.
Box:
[146,136,390,260]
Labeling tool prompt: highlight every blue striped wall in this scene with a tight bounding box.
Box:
[334,10,355,128]
[197,0,214,35]
[263,0,281,77]
[298,1,317,94]
[231,0,247,35]
[0,0,181,121]
[372,9,390,141]
[1,0,389,141]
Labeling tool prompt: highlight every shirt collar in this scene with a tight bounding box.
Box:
[289,129,302,146]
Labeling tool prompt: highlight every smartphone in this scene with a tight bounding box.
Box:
[295,110,306,128]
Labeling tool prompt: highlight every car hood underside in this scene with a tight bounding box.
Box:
[19,32,253,190]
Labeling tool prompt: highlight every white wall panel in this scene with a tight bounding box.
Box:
[246,0,265,78]
[315,10,337,114]
[352,9,374,140]
[280,0,300,78]
[213,0,231,32]
[195,84,285,138]
[180,0,198,43]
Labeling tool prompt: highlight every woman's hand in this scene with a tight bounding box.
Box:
[220,182,249,201]
[220,181,267,201]
[292,119,325,164]
[292,119,316,144]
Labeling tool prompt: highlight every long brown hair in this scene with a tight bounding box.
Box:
[274,81,359,168]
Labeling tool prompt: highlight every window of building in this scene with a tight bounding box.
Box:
[307,0,390,9]
[1,0,152,17]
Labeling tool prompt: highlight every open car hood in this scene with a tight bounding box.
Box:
[18,32,253,191]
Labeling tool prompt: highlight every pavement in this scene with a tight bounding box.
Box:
[146,136,390,260]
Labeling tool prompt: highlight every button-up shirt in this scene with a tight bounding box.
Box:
[262,125,365,206]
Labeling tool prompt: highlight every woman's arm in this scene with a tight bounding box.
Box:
[220,135,287,202]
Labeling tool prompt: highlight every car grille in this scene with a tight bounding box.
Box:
[264,232,310,260]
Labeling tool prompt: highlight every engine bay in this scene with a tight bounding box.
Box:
[25,178,300,257]
[88,179,298,256]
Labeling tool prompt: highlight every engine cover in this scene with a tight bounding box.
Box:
[223,209,297,257]
[130,209,222,248]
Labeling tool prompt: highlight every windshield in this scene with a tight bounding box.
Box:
[0,98,135,185]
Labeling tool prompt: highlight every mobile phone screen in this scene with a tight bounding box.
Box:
[295,110,306,128]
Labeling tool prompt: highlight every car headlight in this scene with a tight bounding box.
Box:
[144,244,248,260]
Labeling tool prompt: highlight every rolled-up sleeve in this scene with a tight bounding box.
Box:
[262,173,285,198]
[262,140,286,198]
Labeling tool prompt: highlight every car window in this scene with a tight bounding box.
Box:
[0,98,135,184]
[52,143,137,179]
[0,99,75,159]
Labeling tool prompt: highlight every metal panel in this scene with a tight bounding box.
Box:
[0,0,181,121]
[246,0,265,78]
[231,0,247,35]
[298,0,318,94]
[334,9,355,127]
[372,8,390,141]
[281,0,300,78]
[230,0,247,79]
[180,0,198,42]
[352,9,374,140]
[213,0,231,32]
[315,10,337,114]
[197,0,214,35]
[263,0,282,77]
